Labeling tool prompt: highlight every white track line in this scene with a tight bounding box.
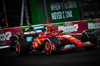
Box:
[0,46,9,49]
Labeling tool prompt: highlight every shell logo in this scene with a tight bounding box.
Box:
[35,41,38,48]
[71,37,75,39]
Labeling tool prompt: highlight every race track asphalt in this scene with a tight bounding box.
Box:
[0,45,100,66]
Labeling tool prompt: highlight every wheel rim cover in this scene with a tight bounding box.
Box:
[15,43,19,53]
[45,41,50,52]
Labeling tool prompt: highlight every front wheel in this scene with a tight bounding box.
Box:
[44,40,52,55]
[81,31,97,50]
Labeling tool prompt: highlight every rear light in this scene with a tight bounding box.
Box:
[20,35,24,39]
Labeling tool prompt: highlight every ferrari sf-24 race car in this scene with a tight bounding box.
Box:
[10,25,97,56]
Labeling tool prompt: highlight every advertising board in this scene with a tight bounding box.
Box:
[0,27,22,46]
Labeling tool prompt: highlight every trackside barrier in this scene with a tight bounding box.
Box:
[57,20,88,34]
[0,18,100,49]
[86,19,100,36]
[0,27,23,47]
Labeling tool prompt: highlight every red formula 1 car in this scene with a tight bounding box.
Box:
[10,25,97,56]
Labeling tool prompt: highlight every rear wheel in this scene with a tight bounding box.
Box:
[15,39,30,56]
[10,36,17,50]
[44,37,59,55]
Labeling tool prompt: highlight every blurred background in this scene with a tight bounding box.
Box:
[0,0,100,27]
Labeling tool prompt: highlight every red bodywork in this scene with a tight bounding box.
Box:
[30,26,94,52]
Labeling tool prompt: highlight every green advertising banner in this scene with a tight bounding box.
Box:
[47,0,80,23]
[30,0,81,25]
[30,0,39,25]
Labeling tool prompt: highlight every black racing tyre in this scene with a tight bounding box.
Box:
[43,37,59,55]
[10,36,17,50]
[15,39,30,56]
[81,31,97,49]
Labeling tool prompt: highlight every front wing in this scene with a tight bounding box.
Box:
[58,41,95,51]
